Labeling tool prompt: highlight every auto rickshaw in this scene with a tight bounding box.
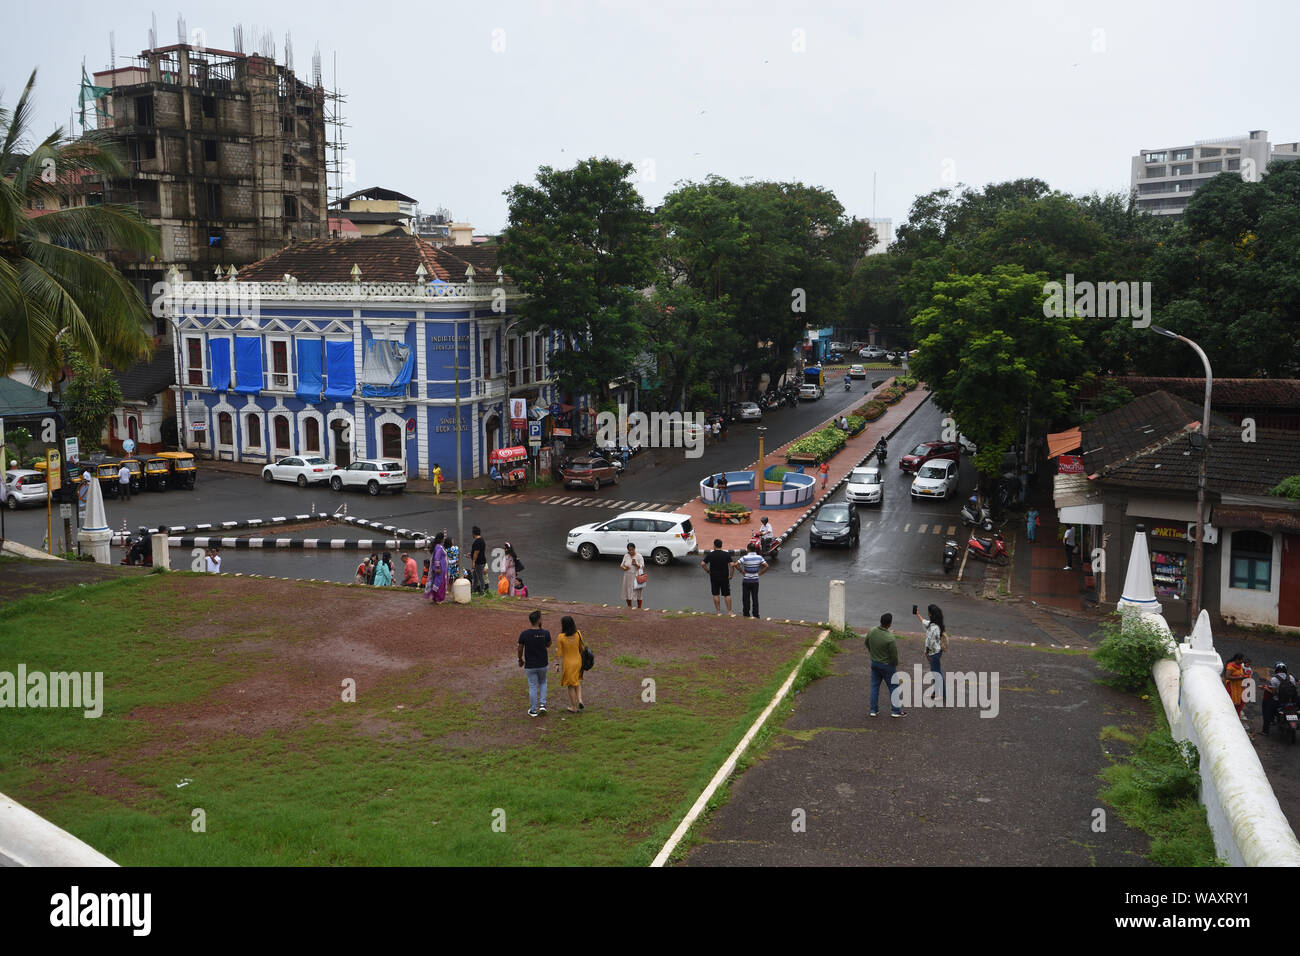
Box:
[95,460,125,498]
[141,455,170,492]
[31,458,86,503]
[157,451,197,489]
[488,445,529,491]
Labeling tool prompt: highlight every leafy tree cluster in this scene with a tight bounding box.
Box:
[500,161,871,409]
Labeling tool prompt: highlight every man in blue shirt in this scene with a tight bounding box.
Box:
[731,542,769,619]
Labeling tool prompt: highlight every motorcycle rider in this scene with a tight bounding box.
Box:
[758,516,774,553]
[1262,662,1298,735]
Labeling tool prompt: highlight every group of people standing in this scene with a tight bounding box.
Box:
[699,538,769,618]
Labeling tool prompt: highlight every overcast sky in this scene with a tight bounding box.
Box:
[7,0,1296,234]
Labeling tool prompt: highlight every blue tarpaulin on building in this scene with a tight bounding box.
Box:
[209,339,231,391]
[324,341,355,400]
[234,336,262,394]
[360,340,414,398]
[296,339,323,403]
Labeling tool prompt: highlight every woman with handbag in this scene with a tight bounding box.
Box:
[914,603,947,703]
[503,541,521,592]
[555,615,587,712]
[621,542,647,609]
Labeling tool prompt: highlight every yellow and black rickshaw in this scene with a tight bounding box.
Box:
[116,457,145,494]
[141,455,170,492]
[95,459,128,498]
[157,451,198,489]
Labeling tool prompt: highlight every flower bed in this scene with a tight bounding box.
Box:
[705,502,752,524]
[845,414,866,437]
[855,400,887,421]
[785,426,847,464]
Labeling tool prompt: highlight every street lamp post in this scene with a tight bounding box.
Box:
[1149,325,1212,620]
[756,426,767,503]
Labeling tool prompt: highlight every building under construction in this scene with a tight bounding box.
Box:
[85,37,330,299]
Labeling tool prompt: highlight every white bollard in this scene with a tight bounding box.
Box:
[151,533,170,571]
[828,579,845,630]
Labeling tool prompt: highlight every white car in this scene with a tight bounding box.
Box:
[330,459,407,496]
[567,510,698,566]
[798,384,823,401]
[910,459,960,500]
[859,347,885,360]
[845,465,884,505]
[262,455,337,487]
[736,402,763,421]
[3,469,48,510]
[848,364,867,379]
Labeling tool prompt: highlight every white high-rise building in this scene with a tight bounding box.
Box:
[866,218,894,254]
[1130,130,1300,216]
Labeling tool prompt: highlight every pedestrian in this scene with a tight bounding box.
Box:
[731,542,768,618]
[204,547,222,574]
[716,472,729,504]
[621,542,647,609]
[1224,653,1247,718]
[512,577,528,598]
[373,552,394,587]
[720,418,727,442]
[433,463,443,495]
[471,526,487,594]
[555,615,587,713]
[915,603,946,703]
[502,541,521,592]
[446,536,460,580]
[118,462,132,500]
[426,532,449,603]
[420,559,430,589]
[1262,662,1297,736]
[1063,525,1076,570]
[712,420,721,443]
[517,609,551,717]
[1026,507,1040,543]
[866,612,904,717]
[365,555,378,585]
[402,551,420,587]
[700,538,734,615]
[819,461,829,489]
[355,557,370,585]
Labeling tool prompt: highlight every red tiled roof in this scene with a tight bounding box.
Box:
[235,236,452,282]
[1081,376,1300,408]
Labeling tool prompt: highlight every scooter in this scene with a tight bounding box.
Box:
[1277,700,1300,744]
[966,530,1009,566]
[942,538,959,574]
[121,528,154,567]
[960,497,995,532]
[844,378,852,391]
[749,529,781,563]
[873,439,888,465]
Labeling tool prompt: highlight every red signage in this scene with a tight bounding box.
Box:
[1058,454,1084,475]
[553,427,571,437]
[510,418,526,431]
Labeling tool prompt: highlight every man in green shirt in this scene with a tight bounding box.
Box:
[865,612,904,717]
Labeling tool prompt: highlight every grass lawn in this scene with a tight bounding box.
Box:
[0,574,817,866]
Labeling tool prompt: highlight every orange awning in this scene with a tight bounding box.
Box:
[1047,427,1081,459]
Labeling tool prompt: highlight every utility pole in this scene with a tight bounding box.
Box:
[443,324,471,553]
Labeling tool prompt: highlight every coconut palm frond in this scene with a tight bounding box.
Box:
[25,203,160,256]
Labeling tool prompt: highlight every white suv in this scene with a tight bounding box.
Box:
[331,459,407,495]
[567,511,698,565]
[798,384,822,401]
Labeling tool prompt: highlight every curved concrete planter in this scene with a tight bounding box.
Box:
[705,509,752,524]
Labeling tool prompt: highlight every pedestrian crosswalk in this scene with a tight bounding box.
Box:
[858,521,960,537]
[478,493,683,512]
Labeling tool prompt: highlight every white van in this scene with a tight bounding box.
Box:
[567,511,698,565]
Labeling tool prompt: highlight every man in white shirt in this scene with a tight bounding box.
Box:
[1063,525,1076,570]
[205,547,222,573]
[118,463,132,500]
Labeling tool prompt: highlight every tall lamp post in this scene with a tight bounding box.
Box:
[1149,325,1212,620]
[756,426,767,503]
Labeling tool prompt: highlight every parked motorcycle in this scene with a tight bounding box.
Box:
[942,538,959,574]
[1276,700,1300,744]
[960,496,995,532]
[121,528,154,567]
[966,530,1009,566]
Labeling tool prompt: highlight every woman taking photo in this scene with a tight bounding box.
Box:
[555,615,587,713]
[915,603,947,703]
[621,542,646,609]
[502,542,520,592]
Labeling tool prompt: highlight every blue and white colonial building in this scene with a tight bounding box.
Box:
[165,237,580,478]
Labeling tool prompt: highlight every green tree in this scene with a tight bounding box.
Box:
[498,158,657,402]
[0,69,159,383]
[910,265,1084,476]
[60,349,122,453]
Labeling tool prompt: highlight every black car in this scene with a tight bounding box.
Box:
[809,502,860,548]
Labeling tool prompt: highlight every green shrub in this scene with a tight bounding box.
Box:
[845,415,865,434]
[856,401,887,421]
[1091,614,1173,691]
[1269,475,1300,500]
[786,426,847,463]
[706,501,750,514]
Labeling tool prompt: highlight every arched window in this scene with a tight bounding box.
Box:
[246,414,261,448]
[273,414,291,450]
[218,412,233,445]
[127,417,138,441]
[1230,530,1273,591]
[381,423,402,459]
[304,418,320,453]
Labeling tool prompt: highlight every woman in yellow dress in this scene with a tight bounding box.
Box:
[555,615,586,713]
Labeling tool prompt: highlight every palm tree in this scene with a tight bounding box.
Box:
[0,68,159,384]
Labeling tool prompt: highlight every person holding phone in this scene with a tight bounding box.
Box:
[915,603,947,703]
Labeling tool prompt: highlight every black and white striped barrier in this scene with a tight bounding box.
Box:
[171,537,429,550]
[111,512,430,547]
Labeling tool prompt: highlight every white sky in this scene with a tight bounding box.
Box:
[7,0,1296,233]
